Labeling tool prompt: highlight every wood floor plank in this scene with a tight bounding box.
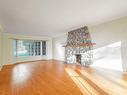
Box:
[0,60,127,95]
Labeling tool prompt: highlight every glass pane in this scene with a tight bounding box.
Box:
[34,41,41,56]
[13,40,17,57]
[42,41,46,55]
[17,40,29,57]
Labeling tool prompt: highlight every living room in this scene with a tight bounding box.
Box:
[0,0,127,95]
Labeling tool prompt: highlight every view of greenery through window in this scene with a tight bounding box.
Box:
[13,39,46,57]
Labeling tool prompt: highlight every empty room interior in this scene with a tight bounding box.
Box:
[0,0,127,95]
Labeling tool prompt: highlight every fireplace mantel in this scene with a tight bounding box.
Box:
[63,43,96,47]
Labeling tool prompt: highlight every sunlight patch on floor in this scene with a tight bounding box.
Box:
[65,68,100,95]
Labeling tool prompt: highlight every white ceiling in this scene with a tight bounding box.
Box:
[0,0,127,37]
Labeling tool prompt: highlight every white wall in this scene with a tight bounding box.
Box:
[0,27,3,69]
[53,16,127,71]
[53,34,67,61]
[89,16,127,49]
[89,16,127,71]
[2,33,53,65]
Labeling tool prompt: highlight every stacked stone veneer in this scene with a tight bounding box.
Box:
[65,26,93,66]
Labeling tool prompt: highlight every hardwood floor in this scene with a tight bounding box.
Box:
[0,60,127,95]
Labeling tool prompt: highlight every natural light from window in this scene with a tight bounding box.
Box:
[91,41,123,71]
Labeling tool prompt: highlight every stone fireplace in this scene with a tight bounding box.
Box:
[65,26,94,67]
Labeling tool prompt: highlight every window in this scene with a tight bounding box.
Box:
[13,39,46,57]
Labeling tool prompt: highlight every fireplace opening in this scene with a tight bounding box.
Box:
[76,54,81,64]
